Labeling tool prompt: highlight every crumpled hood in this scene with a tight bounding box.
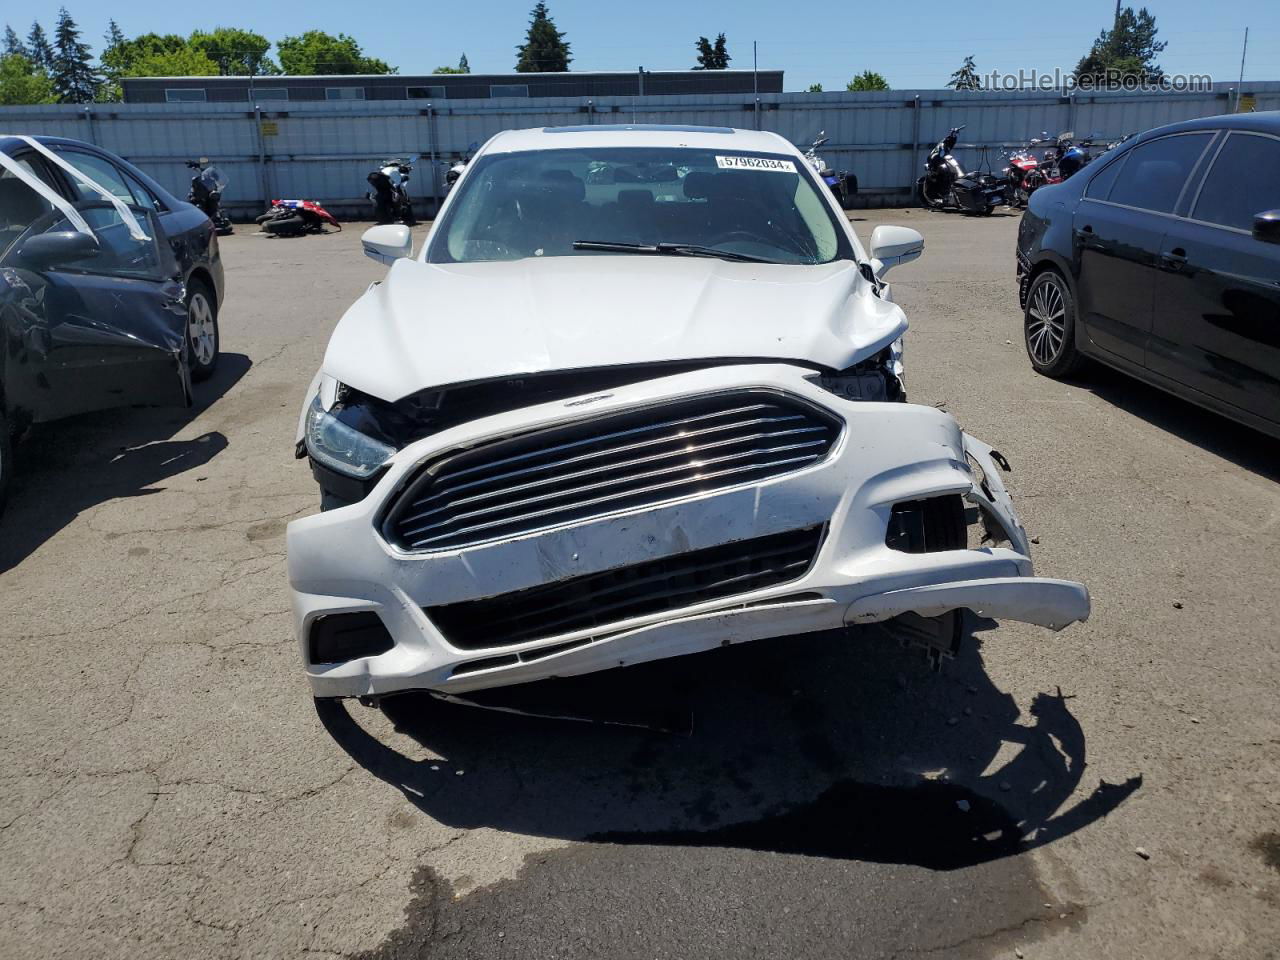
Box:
[324,254,908,402]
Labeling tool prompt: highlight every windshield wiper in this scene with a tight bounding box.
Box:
[572,240,780,264]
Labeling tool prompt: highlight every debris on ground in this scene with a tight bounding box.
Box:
[1173,600,1184,609]
[1135,846,1151,860]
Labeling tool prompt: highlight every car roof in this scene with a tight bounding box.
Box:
[481,124,798,156]
[1137,110,1280,141]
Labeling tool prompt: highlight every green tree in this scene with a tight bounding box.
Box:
[27,22,54,71]
[277,30,394,74]
[190,27,278,75]
[1074,6,1166,88]
[434,53,471,74]
[948,55,981,90]
[0,52,56,105]
[846,70,890,91]
[693,33,730,70]
[3,25,25,57]
[807,82,823,93]
[51,7,100,103]
[103,19,125,50]
[515,3,571,72]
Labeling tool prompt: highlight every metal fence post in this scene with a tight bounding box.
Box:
[910,95,921,194]
[427,103,440,213]
[253,104,268,207]
[81,105,96,144]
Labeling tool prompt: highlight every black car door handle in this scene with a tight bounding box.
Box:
[1161,248,1188,270]
[1079,224,1093,234]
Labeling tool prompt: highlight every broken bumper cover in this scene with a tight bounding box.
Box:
[287,364,1089,697]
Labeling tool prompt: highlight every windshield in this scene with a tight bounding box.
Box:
[427,146,852,266]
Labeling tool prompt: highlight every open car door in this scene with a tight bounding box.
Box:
[0,200,191,424]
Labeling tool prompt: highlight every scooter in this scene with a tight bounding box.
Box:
[367,155,418,224]
[186,158,233,235]
[802,131,858,209]
[256,199,341,237]
[917,125,1006,215]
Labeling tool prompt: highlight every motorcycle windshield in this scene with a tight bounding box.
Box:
[199,167,229,192]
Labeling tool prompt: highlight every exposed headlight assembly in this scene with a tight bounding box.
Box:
[808,340,906,403]
[304,393,396,479]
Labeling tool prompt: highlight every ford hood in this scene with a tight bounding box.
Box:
[324,254,908,402]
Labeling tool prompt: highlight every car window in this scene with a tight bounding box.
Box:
[0,158,58,259]
[1084,155,1124,200]
[430,146,850,266]
[121,169,161,212]
[14,202,167,279]
[1192,133,1280,232]
[55,149,141,207]
[1107,133,1212,214]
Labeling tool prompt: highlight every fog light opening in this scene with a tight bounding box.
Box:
[309,611,395,664]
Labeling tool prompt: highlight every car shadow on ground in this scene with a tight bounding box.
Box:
[319,626,1141,871]
[0,353,250,573]
[1077,364,1280,482]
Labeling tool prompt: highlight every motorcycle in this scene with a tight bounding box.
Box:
[186,158,233,235]
[444,142,479,194]
[917,125,1006,215]
[802,131,858,209]
[367,155,418,224]
[1005,131,1095,207]
[256,199,342,237]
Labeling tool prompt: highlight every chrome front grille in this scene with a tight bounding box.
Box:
[427,525,826,650]
[382,391,840,552]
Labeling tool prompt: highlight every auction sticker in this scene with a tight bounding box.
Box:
[715,155,797,172]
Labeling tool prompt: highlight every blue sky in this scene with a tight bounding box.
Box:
[10,0,1276,91]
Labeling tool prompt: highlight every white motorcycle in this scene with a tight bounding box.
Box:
[803,131,857,209]
[366,155,418,225]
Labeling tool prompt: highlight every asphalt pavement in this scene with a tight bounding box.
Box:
[0,208,1277,959]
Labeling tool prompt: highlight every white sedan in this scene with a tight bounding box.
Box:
[288,123,1089,699]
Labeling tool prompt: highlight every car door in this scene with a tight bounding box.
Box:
[0,201,190,424]
[1071,131,1215,365]
[1148,131,1280,427]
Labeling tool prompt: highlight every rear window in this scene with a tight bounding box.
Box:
[1107,133,1212,214]
[1192,132,1280,232]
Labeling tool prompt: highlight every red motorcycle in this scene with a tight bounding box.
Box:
[1003,133,1063,208]
[256,199,342,236]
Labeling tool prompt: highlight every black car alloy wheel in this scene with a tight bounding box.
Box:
[1023,270,1083,377]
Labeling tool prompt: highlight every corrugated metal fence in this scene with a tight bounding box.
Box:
[3,82,1278,216]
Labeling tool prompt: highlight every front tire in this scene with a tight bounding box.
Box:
[1024,269,1084,377]
[185,280,219,382]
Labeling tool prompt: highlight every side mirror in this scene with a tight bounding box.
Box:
[17,230,100,269]
[868,225,924,277]
[1253,210,1280,244]
[361,224,413,265]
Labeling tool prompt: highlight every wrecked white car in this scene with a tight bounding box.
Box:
[287,124,1089,699]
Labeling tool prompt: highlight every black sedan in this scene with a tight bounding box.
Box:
[0,135,225,511]
[1016,112,1280,439]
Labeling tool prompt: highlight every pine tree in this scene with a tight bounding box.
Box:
[51,7,99,103]
[515,3,571,72]
[104,19,125,50]
[693,34,731,70]
[3,25,26,57]
[948,55,981,90]
[458,52,469,73]
[1074,6,1166,88]
[27,21,54,71]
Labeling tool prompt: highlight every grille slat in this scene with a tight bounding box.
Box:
[384,392,840,552]
[396,423,828,526]
[427,526,825,651]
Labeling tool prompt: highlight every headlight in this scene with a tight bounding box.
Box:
[304,393,396,479]
[807,341,906,403]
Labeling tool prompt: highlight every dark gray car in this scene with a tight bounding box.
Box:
[0,135,226,511]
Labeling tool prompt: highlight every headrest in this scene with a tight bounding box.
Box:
[538,169,586,202]
[0,177,50,227]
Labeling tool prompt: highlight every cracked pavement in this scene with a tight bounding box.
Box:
[1,211,1277,959]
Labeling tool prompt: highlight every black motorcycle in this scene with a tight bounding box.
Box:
[367,155,418,225]
[187,158,232,235]
[917,125,1006,215]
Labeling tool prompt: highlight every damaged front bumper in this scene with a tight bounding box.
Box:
[287,364,1089,697]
